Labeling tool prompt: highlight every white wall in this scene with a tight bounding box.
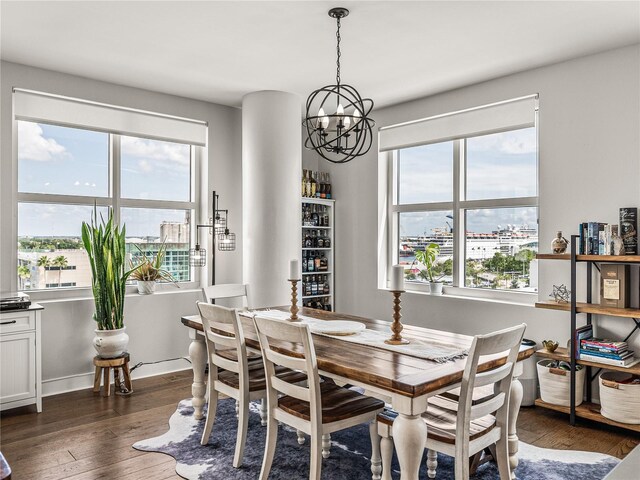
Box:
[0,61,242,395]
[329,45,640,364]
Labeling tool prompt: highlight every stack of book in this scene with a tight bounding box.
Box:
[578,222,619,255]
[579,338,639,367]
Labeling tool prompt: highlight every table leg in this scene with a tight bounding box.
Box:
[508,364,524,479]
[393,413,427,480]
[189,329,207,420]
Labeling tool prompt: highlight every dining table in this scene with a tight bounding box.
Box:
[181,306,535,480]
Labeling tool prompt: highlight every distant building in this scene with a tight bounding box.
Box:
[18,249,91,289]
[160,221,189,244]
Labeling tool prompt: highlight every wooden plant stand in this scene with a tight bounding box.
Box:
[93,353,132,397]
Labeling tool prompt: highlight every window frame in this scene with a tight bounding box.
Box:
[15,120,202,296]
[387,124,539,303]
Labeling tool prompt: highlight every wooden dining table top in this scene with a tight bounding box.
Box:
[181,306,535,399]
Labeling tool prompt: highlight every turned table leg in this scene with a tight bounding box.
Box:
[393,413,427,480]
[189,329,207,420]
[508,363,524,479]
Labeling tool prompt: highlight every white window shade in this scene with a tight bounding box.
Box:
[13,89,207,146]
[379,95,538,152]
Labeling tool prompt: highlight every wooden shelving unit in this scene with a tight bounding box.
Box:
[534,399,640,433]
[535,238,640,433]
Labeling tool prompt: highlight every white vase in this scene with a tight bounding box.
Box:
[137,280,156,294]
[93,327,129,358]
[429,282,444,295]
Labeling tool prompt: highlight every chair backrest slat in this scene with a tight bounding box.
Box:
[264,347,308,373]
[202,283,250,308]
[271,375,310,402]
[470,392,505,420]
[473,362,513,387]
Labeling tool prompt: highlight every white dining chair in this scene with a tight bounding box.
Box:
[377,323,526,480]
[202,283,251,308]
[196,302,307,468]
[253,314,386,480]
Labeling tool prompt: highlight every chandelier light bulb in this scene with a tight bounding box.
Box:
[336,103,344,116]
[353,109,361,123]
[317,108,326,129]
[343,115,351,129]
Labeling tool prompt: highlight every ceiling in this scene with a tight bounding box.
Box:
[1,1,639,109]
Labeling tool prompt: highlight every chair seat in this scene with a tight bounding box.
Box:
[422,396,496,445]
[279,381,385,424]
[439,384,496,405]
[377,396,496,445]
[218,365,306,392]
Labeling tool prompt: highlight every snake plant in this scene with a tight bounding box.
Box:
[81,208,135,330]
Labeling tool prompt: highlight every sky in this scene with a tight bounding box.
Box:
[398,128,538,237]
[18,121,191,238]
[18,121,537,239]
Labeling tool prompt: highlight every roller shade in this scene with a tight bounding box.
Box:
[379,95,538,152]
[13,88,207,146]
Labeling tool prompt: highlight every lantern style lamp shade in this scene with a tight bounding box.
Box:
[189,244,207,267]
[213,210,227,234]
[217,229,236,251]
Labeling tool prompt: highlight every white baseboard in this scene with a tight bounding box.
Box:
[42,357,192,397]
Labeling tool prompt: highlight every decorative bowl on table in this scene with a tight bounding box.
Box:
[309,320,366,336]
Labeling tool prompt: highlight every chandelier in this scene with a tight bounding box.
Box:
[303,7,375,164]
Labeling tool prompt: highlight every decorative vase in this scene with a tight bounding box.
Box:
[93,327,129,358]
[429,281,443,295]
[551,231,569,254]
[137,280,156,294]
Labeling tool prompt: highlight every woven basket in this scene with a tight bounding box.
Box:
[537,359,585,406]
[599,372,640,424]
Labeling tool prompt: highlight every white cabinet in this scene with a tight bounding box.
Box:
[0,304,43,412]
[301,198,335,311]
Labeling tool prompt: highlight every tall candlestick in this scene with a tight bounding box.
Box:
[289,279,300,321]
[390,264,405,291]
[385,290,410,345]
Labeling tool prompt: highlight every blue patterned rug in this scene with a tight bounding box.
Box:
[133,398,619,479]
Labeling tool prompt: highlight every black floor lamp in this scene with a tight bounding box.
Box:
[189,191,236,286]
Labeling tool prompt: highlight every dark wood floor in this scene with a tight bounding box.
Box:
[1,370,638,479]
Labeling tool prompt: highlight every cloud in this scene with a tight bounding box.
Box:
[121,136,190,167]
[468,128,536,155]
[18,121,69,162]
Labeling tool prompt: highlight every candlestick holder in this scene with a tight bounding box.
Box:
[288,279,300,321]
[385,290,410,345]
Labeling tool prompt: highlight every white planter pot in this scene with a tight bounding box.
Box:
[137,280,156,295]
[429,282,443,295]
[93,327,129,358]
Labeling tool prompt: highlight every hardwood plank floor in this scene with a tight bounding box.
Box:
[1,370,638,479]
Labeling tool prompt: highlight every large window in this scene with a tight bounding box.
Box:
[387,97,538,295]
[17,121,196,290]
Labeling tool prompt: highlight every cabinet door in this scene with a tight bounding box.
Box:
[0,331,36,404]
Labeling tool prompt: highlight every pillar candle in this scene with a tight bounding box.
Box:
[289,259,299,280]
[390,265,405,291]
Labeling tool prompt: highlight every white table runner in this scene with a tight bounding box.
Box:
[245,310,468,363]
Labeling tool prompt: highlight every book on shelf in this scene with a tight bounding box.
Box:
[620,207,638,255]
[579,348,633,360]
[573,324,594,359]
[581,338,627,350]
[579,352,640,368]
[581,344,628,354]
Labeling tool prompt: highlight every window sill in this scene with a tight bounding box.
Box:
[26,284,202,304]
[381,284,537,308]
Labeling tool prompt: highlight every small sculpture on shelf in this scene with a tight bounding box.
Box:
[551,231,569,254]
[550,284,571,304]
[542,340,559,353]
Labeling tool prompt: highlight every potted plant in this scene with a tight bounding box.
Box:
[129,239,179,294]
[81,208,134,358]
[415,242,444,295]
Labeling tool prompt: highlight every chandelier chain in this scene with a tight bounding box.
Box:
[336,16,341,86]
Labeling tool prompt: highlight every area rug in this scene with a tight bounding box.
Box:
[133,399,620,480]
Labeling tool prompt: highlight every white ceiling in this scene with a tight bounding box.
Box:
[1,1,639,109]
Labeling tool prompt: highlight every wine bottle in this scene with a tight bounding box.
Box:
[314,251,321,271]
[302,170,307,197]
[317,230,324,248]
[311,205,319,226]
[325,173,331,199]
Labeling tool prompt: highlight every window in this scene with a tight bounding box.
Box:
[384,96,538,295]
[17,122,197,290]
